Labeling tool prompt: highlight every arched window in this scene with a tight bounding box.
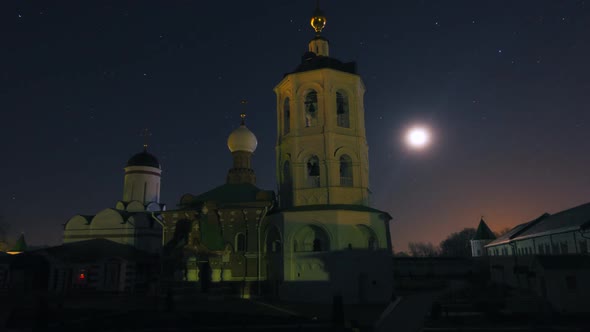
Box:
[304,90,318,127]
[283,98,290,134]
[368,236,377,250]
[339,154,353,186]
[281,161,293,208]
[313,239,322,252]
[236,233,246,252]
[293,225,330,252]
[306,156,320,187]
[356,225,378,250]
[266,226,282,253]
[283,161,291,184]
[336,91,350,128]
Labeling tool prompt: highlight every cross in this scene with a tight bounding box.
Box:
[141,128,152,150]
[240,100,248,125]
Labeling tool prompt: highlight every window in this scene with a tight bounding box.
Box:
[283,98,290,134]
[566,275,577,291]
[336,91,350,128]
[339,154,353,186]
[293,225,330,252]
[368,236,378,250]
[313,239,322,252]
[283,161,291,184]
[304,90,318,127]
[281,161,292,208]
[306,156,320,187]
[236,233,246,252]
[580,240,588,254]
[560,242,569,254]
[356,225,378,250]
[266,226,282,253]
[273,241,281,252]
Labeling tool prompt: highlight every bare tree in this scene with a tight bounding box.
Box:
[494,227,512,238]
[439,228,476,257]
[408,242,439,257]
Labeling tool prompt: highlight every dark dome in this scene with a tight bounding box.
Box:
[126,149,160,168]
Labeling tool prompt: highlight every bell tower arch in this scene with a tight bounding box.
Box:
[274,3,370,208]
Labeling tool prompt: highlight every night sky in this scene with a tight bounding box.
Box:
[2,1,590,251]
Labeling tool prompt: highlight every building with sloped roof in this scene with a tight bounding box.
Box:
[470,218,496,257]
[158,115,275,291]
[58,3,393,303]
[63,147,165,254]
[484,203,590,313]
[485,202,590,257]
[9,239,158,294]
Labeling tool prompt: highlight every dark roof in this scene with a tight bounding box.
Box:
[180,183,274,207]
[517,202,590,238]
[29,239,155,262]
[473,219,496,240]
[272,204,391,219]
[486,202,590,247]
[486,214,550,246]
[10,234,27,252]
[287,52,357,76]
[126,149,160,168]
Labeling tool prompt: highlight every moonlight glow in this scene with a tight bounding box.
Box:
[406,127,431,148]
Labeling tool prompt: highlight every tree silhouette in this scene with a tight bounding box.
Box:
[408,242,439,257]
[439,228,477,257]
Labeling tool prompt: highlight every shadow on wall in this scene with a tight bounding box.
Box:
[278,249,394,304]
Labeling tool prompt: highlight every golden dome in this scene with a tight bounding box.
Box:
[310,2,326,34]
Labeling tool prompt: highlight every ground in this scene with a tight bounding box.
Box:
[0,289,387,331]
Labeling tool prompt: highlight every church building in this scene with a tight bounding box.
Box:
[63,147,164,254]
[61,3,394,303]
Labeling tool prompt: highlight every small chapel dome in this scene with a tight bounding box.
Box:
[227,114,258,153]
[126,149,161,168]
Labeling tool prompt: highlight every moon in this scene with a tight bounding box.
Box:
[405,127,431,149]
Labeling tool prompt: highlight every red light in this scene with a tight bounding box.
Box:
[79,273,85,280]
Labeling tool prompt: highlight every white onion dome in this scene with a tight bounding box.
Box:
[227,114,258,153]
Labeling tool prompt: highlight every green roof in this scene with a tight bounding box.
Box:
[180,183,274,207]
[473,219,496,240]
[10,234,27,252]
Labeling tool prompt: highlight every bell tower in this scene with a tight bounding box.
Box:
[274,2,370,208]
